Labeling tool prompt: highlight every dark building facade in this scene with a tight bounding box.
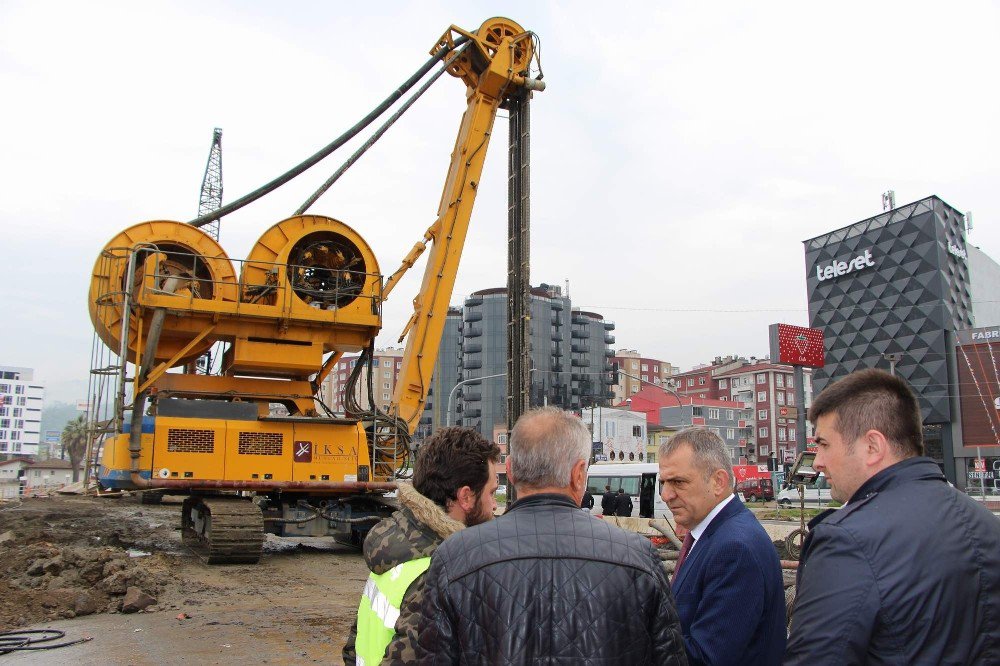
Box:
[804,195,974,480]
[419,284,615,441]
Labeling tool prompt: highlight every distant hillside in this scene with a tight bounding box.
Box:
[40,401,80,438]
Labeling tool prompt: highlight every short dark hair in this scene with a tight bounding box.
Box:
[809,369,923,457]
[413,427,501,509]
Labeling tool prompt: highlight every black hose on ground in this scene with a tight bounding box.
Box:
[0,629,91,655]
[188,35,470,229]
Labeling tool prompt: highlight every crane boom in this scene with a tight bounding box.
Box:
[392,19,543,432]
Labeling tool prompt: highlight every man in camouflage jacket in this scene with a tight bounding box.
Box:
[343,427,500,665]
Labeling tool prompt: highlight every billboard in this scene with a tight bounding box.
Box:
[955,326,1000,447]
[769,323,825,368]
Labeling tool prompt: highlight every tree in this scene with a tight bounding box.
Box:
[60,415,89,483]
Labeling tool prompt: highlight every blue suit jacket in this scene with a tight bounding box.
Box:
[672,497,786,666]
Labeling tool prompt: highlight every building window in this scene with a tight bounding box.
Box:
[777,392,785,406]
[698,377,706,385]
[778,427,787,441]
[372,359,379,367]
[758,409,767,420]
[776,374,784,388]
[641,364,648,371]
[396,362,402,369]
[726,409,734,420]
[759,427,769,438]
[692,407,704,417]
[787,393,795,406]
[757,374,766,384]
[16,397,25,406]
[653,365,659,373]
[10,431,19,440]
[0,384,9,393]
[631,362,638,370]
[14,385,24,395]
[787,376,795,389]
[631,386,639,393]
[632,425,642,437]
[727,428,735,439]
[382,393,389,400]
[0,419,7,429]
[11,443,19,452]
[757,391,766,402]
[383,382,390,389]
[642,375,648,382]
[708,408,720,420]
[0,442,6,452]
[718,379,728,389]
[687,379,694,387]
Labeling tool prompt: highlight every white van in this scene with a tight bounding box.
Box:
[586,463,672,519]
[777,474,833,507]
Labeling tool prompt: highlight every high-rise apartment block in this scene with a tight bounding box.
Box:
[0,366,44,457]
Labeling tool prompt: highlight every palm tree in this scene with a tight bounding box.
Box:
[60,415,89,483]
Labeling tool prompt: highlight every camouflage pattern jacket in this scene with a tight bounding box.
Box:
[342,483,464,665]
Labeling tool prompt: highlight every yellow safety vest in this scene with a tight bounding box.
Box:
[355,557,432,666]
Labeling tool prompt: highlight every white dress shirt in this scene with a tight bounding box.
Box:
[687,493,736,555]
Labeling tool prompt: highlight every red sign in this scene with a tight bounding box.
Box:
[732,464,771,482]
[769,323,825,368]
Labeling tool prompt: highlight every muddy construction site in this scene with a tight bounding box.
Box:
[0,495,368,664]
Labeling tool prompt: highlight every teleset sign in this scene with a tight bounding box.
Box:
[814,249,876,282]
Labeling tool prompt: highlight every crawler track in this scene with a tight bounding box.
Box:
[182,496,265,564]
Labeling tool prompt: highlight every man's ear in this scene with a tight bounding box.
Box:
[454,485,476,513]
[712,468,731,496]
[506,456,515,485]
[570,459,587,491]
[863,429,891,467]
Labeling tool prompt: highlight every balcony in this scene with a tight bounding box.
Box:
[551,347,563,357]
[551,313,562,325]
[550,300,564,311]
[571,358,592,368]
[463,408,481,419]
[604,322,615,331]
[604,334,615,344]
[464,326,482,338]
[571,315,589,325]
[463,392,482,402]
[551,332,563,342]
[551,363,564,373]
[464,310,482,323]
[605,349,615,357]
[571,343,591,354]
[463,359,482,370]
[602,362,613,372]
[571,329,590,339]
[463,342,482,354]
[465,295,483,306]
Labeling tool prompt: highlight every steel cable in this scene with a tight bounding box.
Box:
[188,35,469,229]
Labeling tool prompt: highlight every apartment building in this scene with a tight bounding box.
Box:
[611,350,678,402]
[0,366,44,457]
[321,348,405,415]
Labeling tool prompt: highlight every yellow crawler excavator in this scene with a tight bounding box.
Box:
[89,17,543,563]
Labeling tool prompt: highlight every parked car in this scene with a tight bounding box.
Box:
[736,478,774,502]
[777,474,833,507]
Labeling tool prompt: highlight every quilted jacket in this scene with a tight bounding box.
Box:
[409,493,688,665]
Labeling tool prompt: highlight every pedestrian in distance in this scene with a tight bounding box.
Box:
[660,427,786,666]
[581,488,595,511]
[407,406,687,664]
[343,427,501,666]
[614,488,634,517]
[785,369,1000,664]
[601,483,618,516]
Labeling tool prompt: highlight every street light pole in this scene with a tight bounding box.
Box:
[445,372,507,427]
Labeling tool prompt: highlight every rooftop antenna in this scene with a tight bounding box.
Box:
[965,211,974,234]
[881,190,896,212]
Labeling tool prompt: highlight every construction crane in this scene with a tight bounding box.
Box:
[87,18,543,563]
[197,128,224,241]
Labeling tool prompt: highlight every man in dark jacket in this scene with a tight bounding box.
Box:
[614,488,633,517]
[786,369,1000,664]
[404,407,686,664]
[601,484,618,515]
[581,489,594,510]
[342,427,500,666]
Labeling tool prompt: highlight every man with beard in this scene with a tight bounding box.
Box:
[342,427,500,666]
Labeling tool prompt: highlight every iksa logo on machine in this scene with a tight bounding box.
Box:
[815,249,876,282]
[294,440,358,463]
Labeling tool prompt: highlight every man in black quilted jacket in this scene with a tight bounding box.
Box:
[404,406,687,665]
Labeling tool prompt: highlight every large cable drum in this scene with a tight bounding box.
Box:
[241,215,381,319]
[89,221,238,366]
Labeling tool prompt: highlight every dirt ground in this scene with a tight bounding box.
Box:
[0,494,368,664]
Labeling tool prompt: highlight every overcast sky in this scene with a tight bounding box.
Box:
[2,1,998,403]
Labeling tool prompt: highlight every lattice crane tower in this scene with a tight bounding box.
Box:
[198,128,224,240]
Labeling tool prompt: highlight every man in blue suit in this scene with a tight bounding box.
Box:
[660,427,786,665]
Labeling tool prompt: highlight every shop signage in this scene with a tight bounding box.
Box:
[814,249,875,282]
[947,241,968,260]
